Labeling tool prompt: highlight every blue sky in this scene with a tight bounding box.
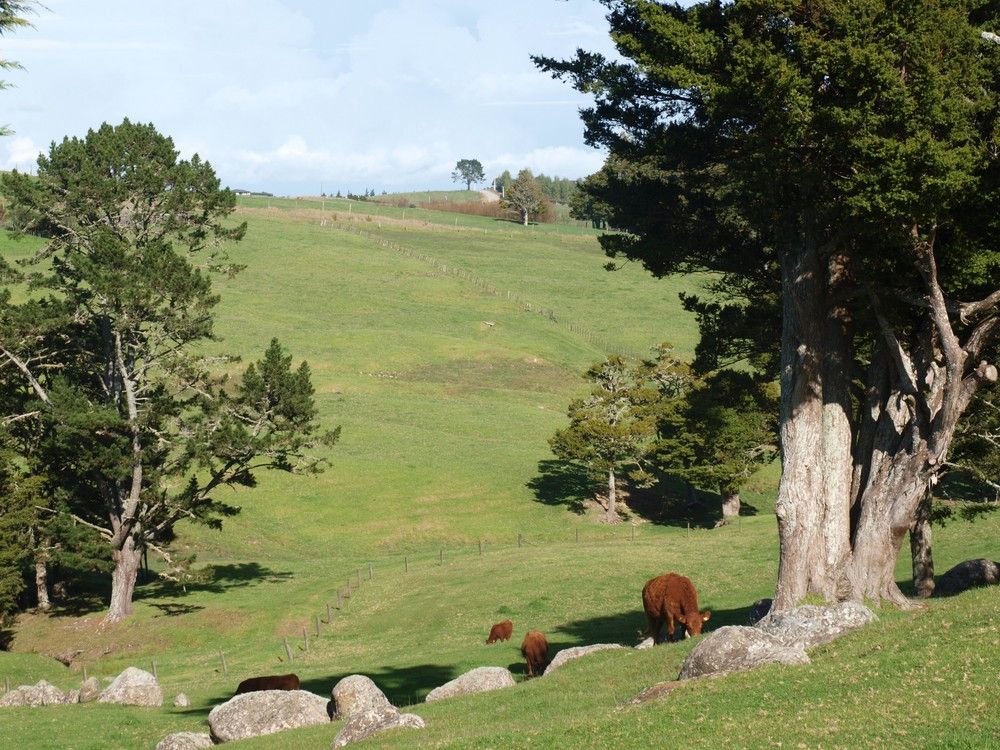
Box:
[1,1,616,195]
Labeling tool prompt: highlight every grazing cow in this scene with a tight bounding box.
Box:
[642,573,711,644]
[234,673,301,695]
[521,630,549,677]
[487,619,514,644]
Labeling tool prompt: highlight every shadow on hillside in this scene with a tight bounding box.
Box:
[626,481,759,530]
[137,563,294,601]
[527,459,600,514]
[553,601,758,647]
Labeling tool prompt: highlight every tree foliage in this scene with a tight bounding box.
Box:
[452,158,485,190]
[501,168,547,225]
[538,1,1000,608]
[0,120,339,621]
[550,355,658,522]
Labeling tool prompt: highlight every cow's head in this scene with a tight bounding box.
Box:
[679,610,712,637]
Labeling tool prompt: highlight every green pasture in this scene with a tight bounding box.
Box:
[2,207,997,749]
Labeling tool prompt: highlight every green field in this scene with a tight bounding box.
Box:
[2,204,998,749]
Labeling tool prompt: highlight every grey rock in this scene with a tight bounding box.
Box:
[173,693,190,708]
[543,643,625,675]
[678,626,810,680]
[935,558,1000,597]
[208,689,332,743]
[154,732,214,750]
[98,667,163,707]
[331,706,425,748]
[0,679,74,707]
[635,637,655,650]
[79,676,100,703]
[757,601,876,650]
[330,674,392,719]
[747,598,773,625]
[425,666,514,702]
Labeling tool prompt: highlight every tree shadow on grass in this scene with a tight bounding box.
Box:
[627,480,759,530]
[527,459,600,514]
[137,563,294,601]
[553,602,758,648]
[150,602,205,617]
[196,663,457,714]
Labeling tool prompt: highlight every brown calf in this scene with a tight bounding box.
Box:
[234,673,300,695]
[486,619,514,644]
[521,630,549,677]
[642,573,711,643]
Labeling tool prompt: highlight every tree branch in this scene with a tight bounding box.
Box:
[0,344,52,404]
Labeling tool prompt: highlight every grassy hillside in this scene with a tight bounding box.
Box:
[2,203,997,749]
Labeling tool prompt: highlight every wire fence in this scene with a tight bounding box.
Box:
[1,521,736,707]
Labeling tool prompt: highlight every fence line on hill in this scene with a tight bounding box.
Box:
[1,523,736,707]
[321,218,646,361]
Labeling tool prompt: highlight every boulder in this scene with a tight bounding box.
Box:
[635,637,655,650]
[98,667,163,707]
[935,558,1000,597]
[756,601,876,650]
[330,674,392,719]
[0,679,75,707]
[678,626,810,680]
[543,644,625,675]
[331,706,425,748]
[154,732,214,750]
[79,676,100,703]
[208,689,332,743]
[425,667,515,702]
[173,693,191,708]
[747,598,773,625]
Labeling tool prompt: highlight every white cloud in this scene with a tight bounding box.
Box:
[2,136,42,171]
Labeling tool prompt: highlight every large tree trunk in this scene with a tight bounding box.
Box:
[774,242,853,609]
[34,552,51,612]
[909,489,935,598]
[721,490,740,522]
[605,467,619,523]
[106,537,142,624]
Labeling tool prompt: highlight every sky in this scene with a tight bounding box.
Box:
[0,1,617,195]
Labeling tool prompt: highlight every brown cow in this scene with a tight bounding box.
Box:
[486,619,514,644]
[234,673,300,695]
[642,573,711,644]
[521,630,549,677]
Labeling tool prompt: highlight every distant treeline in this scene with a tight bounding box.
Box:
[494,170,578,204]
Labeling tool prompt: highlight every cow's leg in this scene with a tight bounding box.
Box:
[666,612,678,642]
[647,614,663,644]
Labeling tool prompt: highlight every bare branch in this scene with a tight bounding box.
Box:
[0,344,52,404]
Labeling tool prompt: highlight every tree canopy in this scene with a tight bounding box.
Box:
[538,0,1000,609]
[452,158,485,190]
[502,168,547,225]
[0,120,339,622]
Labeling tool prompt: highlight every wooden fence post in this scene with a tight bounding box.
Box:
[478,540,482,556]
[517,533,522,548]
[355,568,361,587]
[82,666,88,682]
[404,556,408,573]
[315,616,321,638]
[220,651,228,674]
[439,549,443,565]
[303,626,309,652]
[326,603,333,622]
[151,659,157,679]
[368,562,373,580]
[284,638,294,662]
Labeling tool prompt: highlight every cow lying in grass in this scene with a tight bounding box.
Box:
[234,673,301,695]
[486,619,513,644]
[642,573,711,643]
[521,630,549,677]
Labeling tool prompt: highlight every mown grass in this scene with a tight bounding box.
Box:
[2,207,997,749]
